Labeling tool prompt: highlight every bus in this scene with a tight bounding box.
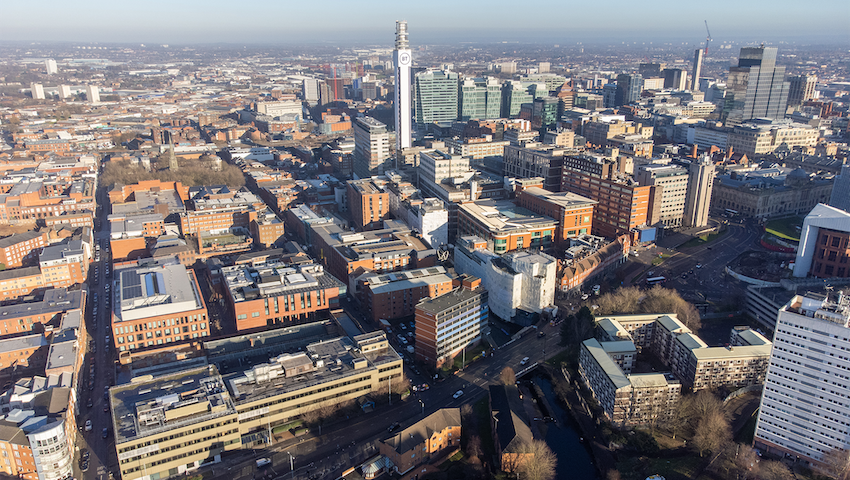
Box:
[646,276,666,286]
[724,209,739,216]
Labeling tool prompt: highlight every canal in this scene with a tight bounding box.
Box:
[534,375,600,480]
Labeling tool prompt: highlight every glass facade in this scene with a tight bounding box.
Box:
[414,70,459,129]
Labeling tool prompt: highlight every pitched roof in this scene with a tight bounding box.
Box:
[489,384,534,454]
[381,408,461,454]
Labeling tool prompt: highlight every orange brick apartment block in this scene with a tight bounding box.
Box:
[0,231,48,268]
[107,180,190,206]
[517,187,596,243]
[358,266,454,323]
[0,436,37,480]
[0,334,49,374]
[111,257,209,353]
[379,409,461,476]
[179,187,269,236]
[221,261,344,332]
[562,170,658,240]
[348,179,390,231]
[0,180,95,224]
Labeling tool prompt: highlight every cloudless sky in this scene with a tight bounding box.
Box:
[2,0,847,45]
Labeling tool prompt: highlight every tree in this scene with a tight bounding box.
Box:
[822,447,850,480]
[500,367,516,386]
[606,470,622,480]
[669,396,691,439]
[516,440,557,480]
[594,286,701,331]
[692,410,730,457]
[734,445,760,480]
[466,434,482,464]
[758,460,794,480]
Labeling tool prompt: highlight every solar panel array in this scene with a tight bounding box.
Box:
[121,270,143,300]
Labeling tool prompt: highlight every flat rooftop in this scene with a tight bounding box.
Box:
[110,366,235,445]
[362,266,451,294]
[521,187,597,209]
[460,199,557,233]
[114,257,205,323]
[415,285,487,315]
[0,288,83,320]
[221,262,343,303]
[225,336,401,407]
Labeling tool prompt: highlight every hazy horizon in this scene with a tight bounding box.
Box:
[2,0,847,46]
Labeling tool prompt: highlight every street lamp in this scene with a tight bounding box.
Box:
[287,451,295,479]
[418,399,424,416]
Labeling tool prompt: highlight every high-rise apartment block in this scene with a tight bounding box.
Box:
[45,58,57,75]
[86,85,100,103]
[30,83,44,100]
[787,75,817,107]
[615,74,642,106]
[754,293,850,471]
[348,178,390,231]
[353,116,391,178]
[415,276,489,368]
[724,46,789,125]
[394,21,413,151]
[302,78,319,103]
[683,156,715,228]
[58,84,71,99]
[414,70,459,130]
[637,164,690,228]
[691,49,703,91]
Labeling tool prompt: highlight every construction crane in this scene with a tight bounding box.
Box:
[704,20,712,55]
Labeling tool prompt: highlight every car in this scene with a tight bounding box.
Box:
[102,427,109,439]
[520,357,530,366]
[453,390,464,399]
[80,460,90,472]
[86,398,93,409]
[84,420,92,432]
[537,331,546,338]
[696,264,702,268]
[400,324,406,330]
[81,449,90,461]
[103,404,109,413]
[388,422,401,433]
[256,458,272,468]
[581,294,589,300]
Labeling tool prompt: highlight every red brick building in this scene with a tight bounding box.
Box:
[0,231,48,268]
[379,409,461,476]
[348,179,390,231]
[358,266,454,323]
[517,187,596,243]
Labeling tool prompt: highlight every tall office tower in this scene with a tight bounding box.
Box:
[788,74,818,107]
[414,70,459,130]
[30,83,44,100]
[538,62,550,74]
[662,68,688,91]
[353,116,391,179]
[501,81,534,118]
[614,74,642,106]
[723,46,789,125]
[754,293,850,471]
[639,62,662,78]
[58,85,71,99]
[683,156,715,228]
[45,58,57,75]
[602,84,618,108]
[394,20,413,151]
[830,164,850,214]
[302,78,319,103]
[459,77,502,121]
[691,49,703,91]
[86,85,100,103]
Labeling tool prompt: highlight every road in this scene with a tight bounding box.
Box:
[76,186,118,480]
[629,220,763,305]
[195,322,564,480]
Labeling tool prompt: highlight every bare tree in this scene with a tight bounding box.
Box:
[466,434,482,464]
[516,440,558,480]
[822,447,850,480]
[734,445,760,480]
[594,286,701,331]
[500,367,517,386]
[669,396,691,439]
[759,460,795,480]
[605,470,622,480]
[692,410,731,457]
[690,390,725,425]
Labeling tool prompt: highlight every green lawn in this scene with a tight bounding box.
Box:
[765,216,803,241]
[680,230,727,248]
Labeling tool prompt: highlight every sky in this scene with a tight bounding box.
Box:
[2,0,848,45]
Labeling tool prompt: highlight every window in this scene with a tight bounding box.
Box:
[251,312,260,318]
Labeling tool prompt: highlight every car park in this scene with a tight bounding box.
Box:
[453,390,464,399]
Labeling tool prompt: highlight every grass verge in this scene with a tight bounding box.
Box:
[765,216,803,241]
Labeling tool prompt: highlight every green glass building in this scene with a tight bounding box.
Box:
[415,70,460,130]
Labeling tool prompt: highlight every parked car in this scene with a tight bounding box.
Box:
[84,420,92,432]
[388,422,401,433]
[102,427,109,439]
